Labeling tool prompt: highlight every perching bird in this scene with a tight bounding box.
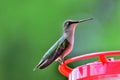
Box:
[34,18,93,70]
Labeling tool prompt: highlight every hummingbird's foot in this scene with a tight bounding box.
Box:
[58,58,65,64]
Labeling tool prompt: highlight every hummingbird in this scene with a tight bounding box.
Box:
[34,18,93,70]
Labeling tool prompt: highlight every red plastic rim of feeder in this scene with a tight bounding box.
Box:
[58,50,120,80]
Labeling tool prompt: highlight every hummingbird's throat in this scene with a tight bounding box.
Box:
[64,26,76,45]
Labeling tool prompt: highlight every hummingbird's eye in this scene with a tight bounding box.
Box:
[65,22,71,26]
[66,22,69,26]
[64,20,72,28]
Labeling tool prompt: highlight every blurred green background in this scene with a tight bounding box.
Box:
[0,0,120,80]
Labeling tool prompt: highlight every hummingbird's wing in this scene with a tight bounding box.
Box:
[35,36,69,69]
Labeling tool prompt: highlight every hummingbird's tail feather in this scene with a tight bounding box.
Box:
[33,59,46,71]
[37,59,49,69]
[33,64,38,71]
[34,58,56,69]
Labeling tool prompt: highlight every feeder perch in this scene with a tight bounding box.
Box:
[58,51,120,80]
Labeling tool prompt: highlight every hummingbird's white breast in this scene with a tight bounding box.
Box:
[64,24,77,45]
[62,24,77,57]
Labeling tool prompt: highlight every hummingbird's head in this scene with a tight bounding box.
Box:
[63,20,80,33]
[63,18,93,33]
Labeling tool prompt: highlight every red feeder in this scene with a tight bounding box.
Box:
[58,51,120,80]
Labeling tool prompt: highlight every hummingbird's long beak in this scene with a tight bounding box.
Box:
[78,18,93,23]
[72,18,93,23]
